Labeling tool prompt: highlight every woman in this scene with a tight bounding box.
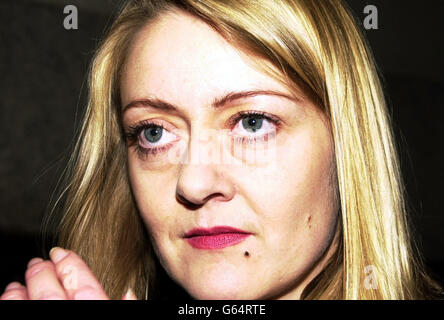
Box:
[1,0,442,300]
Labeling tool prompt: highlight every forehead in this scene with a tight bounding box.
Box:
[120,11,290,109]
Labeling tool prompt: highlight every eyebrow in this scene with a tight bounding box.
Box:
[122,90,297,113]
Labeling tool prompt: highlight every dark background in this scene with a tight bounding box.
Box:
[0,0,443,294]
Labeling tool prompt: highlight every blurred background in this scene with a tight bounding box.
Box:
[0,0,443,294]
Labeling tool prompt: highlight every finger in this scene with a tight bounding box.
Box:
[49,247,109,300]
[4,281,23,291]
[28,257,44,268]
[122,288,138,300]
[1,282,28,300]
[25,259,67,300]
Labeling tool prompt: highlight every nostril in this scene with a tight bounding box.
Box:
[176,193,203,210]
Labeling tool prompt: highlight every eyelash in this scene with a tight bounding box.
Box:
[124,110,281,160]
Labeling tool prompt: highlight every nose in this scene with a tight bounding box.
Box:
[175,129,236,209]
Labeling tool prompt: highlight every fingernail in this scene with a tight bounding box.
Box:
[27,257,43,268]
[49,247,68,263]
[4,282,22,291]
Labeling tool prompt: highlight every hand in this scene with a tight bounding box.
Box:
[0,247,138,300]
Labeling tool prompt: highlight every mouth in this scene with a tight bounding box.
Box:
[184,226,252,250]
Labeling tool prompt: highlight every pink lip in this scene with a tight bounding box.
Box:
[184,226,252,250]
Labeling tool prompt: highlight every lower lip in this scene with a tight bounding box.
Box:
[186,233,251,249]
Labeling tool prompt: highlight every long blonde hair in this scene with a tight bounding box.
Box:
[42,0,443,299]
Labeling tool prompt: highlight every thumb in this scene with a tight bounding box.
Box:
[122,287,138,300]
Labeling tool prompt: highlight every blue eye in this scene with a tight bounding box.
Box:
[241,116,264,133]
[231,112,278,138]
[125,121,178,159]
[143,126,163,143]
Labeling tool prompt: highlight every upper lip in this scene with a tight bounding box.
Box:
[184,226,251,238]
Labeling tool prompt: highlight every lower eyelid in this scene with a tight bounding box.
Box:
[138,128,178,147]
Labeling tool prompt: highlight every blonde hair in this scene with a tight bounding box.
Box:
[42,0,443,299]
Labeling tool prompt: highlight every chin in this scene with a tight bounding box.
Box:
[187,284,253,300]
[183,270,255,300]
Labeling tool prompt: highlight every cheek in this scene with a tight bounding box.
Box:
[229,122,337,254]
[127,154,177,237]
[234,124,335,218]
[278,126,337,259]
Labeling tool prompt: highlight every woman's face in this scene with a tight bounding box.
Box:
[121,11,339,299]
